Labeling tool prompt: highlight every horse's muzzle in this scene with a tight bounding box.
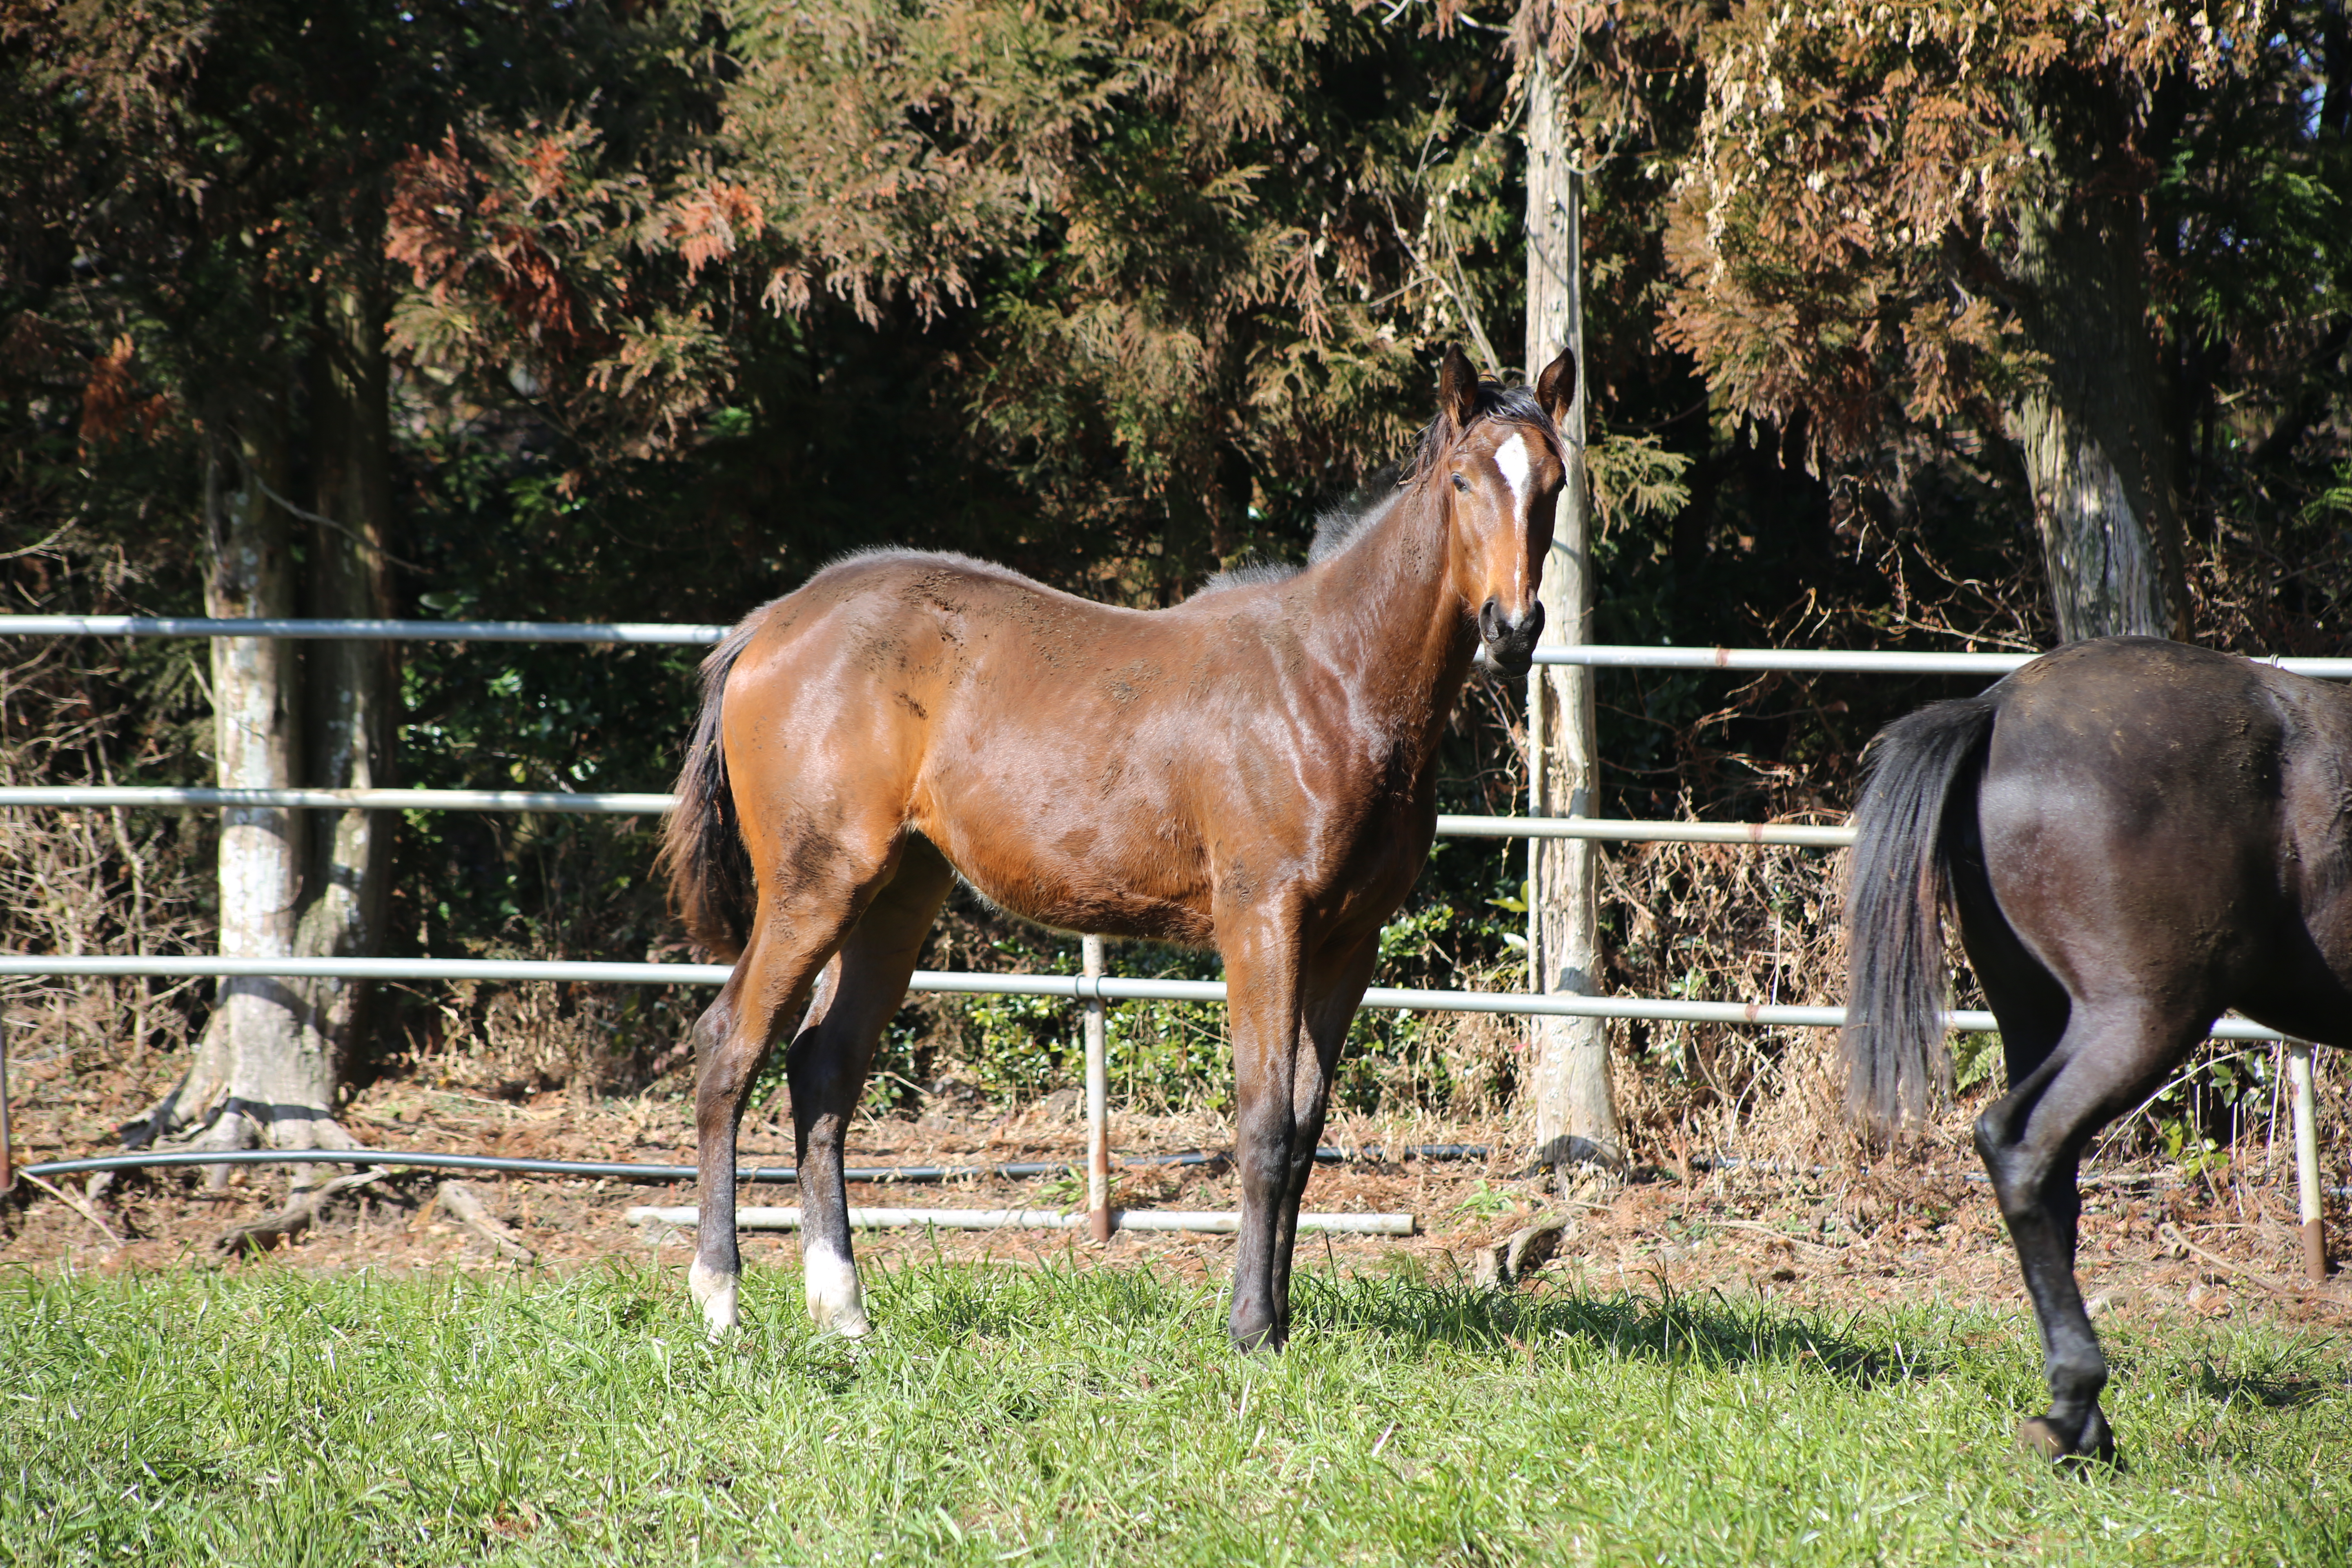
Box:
[1478,598,1544,679]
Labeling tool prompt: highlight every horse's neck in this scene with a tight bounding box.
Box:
[1305,483,1472,761]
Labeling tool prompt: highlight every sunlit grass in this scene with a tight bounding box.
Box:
[2,1258,2345,1566]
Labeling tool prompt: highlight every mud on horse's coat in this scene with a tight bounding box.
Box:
[1846,635,2352,1463]
[662,345,1575,1349]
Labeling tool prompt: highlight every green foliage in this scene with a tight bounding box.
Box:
[1952,1031,2002,1094]
[3,1263,2348,1565]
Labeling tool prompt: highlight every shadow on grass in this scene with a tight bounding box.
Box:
[843,1254,1957,1388]
[2182,1343,2345,1410]
[1290,1273,1958,1388]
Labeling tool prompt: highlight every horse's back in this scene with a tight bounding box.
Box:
[1974,637,2352,1031]
[716,550,1279,945]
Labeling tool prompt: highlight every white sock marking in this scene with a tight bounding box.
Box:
[803,1238,871,1337]
[689,1256,739,1340]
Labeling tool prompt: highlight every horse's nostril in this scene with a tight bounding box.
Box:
[1479,598,1504,643]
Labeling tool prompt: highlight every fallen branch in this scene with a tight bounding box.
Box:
[437,1180,536,1263]
[20,1172,126,1250]
[214,1169,383,1256]
[2158,1222,2351,1311]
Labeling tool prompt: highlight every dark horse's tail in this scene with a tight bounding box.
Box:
[658,617,763,962]
[1843,690,2001,1126]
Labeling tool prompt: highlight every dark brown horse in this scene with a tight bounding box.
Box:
[1846,635,2352,1463]
[662,346,1575,1348]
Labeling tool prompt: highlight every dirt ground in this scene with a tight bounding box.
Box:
[5,1072,2348,1337]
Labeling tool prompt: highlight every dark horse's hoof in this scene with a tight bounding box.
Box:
[1227,1316,1288,1354]
[2016,1416,2123,1470]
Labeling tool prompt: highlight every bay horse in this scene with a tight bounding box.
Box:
[662,345,1575,1349]
[1845,635,2352,1463]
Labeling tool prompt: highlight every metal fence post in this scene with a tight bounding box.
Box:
[1083,934,1110,1243]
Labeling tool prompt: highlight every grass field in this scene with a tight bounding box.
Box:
[3,1257,2345,1567]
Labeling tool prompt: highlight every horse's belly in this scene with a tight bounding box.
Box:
[922,811,1218,947]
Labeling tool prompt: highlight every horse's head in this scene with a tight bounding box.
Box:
[1430,344,1577,680]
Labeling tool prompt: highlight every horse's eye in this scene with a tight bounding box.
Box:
[1451,473,1470,494]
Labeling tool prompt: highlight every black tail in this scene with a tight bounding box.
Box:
[658,616,762,961]
[1842,692,2000,1127]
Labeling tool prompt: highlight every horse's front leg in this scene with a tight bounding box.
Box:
[1223,910,1307,1351]
[1268,934,1381,1316]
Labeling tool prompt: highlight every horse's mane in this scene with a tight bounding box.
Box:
[1194,378,1557,598]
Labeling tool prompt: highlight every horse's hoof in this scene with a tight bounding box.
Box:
[2017,1416,2123,1470]
[1227,1319,1287,1354]
[813,1304,873,1340]
[2016,1417,2070,1461]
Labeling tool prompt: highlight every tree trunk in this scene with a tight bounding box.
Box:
[147,406,336,1160]
[135,284,397,1164]
[295,281,398,1088]
[1522,56,1621,1170]
[2009,162,2186,641]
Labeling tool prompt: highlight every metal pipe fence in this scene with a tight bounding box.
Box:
[0,614,2310,1033]
[14,1143,1486,1186]
[0,787,1854,845]
[10,617,2352,678]
[0,954,2293,1041]
[0,612,2330,1245]
[0,616,728,644]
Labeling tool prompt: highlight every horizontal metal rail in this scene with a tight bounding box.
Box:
[0,954,2290,1040]
[9,618,2348,679]
[0,616,727,644]
[1534,644,2352,677]
[624,1204,1417,1236]
[0,789,1855,846]
[1439,814,1852,846]
[0,786,676,814]
[16,1144,1487,1185]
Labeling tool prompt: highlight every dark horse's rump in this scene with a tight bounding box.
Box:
[1844,635,2352,1462]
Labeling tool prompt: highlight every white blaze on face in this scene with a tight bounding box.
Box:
[803,1238,871,1337]
[1493,431,1533,519]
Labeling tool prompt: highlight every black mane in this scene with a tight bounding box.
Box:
[1193,376,1555,597]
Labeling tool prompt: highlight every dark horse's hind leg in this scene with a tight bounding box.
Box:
[1973,994,2196,1466]
[784,837,953,1336]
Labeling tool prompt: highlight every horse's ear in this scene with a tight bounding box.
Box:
[1438,344,1479,430]
[1536,348,1577,425]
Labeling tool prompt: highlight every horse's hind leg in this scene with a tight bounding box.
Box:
[1973,1002,2198,1465]
[689,829,924,1339]
[689,922,837,1339]
[787,835,954,1337]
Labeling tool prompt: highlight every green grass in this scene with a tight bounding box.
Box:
[2,1258,2346,1566]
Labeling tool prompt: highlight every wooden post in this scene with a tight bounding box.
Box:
[1522,54,1621,1169]
[2288,1040,2329,1283]
[1083,934,1111,1243]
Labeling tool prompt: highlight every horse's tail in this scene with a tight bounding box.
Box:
[658,617,763,962]
[1842,690,2001,1127]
